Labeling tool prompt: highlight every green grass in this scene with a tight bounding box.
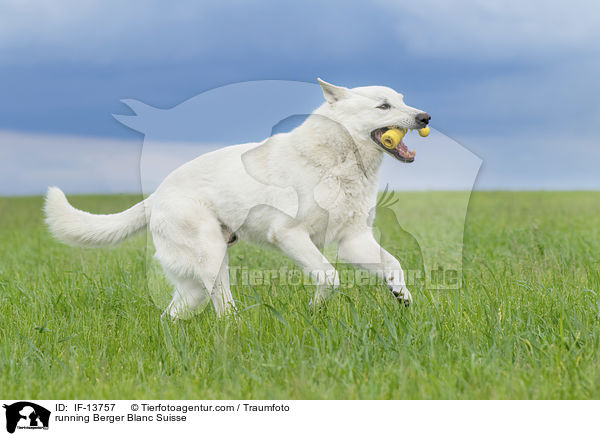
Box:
[1,192,599,399]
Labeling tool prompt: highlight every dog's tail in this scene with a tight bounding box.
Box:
[44,187,150,247]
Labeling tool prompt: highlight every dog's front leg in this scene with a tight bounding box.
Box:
[273,228,339,306]
[338,231,412,306]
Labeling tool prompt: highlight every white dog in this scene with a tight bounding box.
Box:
[45,79,430,319]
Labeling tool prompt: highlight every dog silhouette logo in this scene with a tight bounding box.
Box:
[3,402,50,433]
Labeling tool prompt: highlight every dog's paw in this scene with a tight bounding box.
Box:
[391,286,412,307]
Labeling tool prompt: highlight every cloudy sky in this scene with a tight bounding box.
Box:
[1,0,599,195]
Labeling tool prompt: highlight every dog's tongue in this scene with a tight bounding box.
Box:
[396,141,416,159]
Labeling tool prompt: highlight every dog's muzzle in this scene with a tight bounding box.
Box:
[371,126,416,163]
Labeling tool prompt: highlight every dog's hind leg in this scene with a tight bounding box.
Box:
[163,274,210,320]
[208,251,235,317]
[153,205,235,319]
[162,255,234,319]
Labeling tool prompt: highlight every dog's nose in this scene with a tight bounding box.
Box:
[416,112,431,126]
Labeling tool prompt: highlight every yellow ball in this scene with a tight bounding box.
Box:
[418,126,430,137]
[381,128,405,149]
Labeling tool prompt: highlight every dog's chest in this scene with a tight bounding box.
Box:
[308,167,377,243]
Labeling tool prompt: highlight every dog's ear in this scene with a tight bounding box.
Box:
[317,78,349,104]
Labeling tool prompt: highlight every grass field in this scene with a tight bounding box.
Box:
[1,192,599,399]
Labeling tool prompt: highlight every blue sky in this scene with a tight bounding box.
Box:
[1,0,599,194]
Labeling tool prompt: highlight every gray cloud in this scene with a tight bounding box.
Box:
[381,0,600,60]
[0,130,142,195]
[0,1,598,193]
[0,0,382,65]
[1,125,597,196]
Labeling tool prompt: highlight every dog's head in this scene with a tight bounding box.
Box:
[317,78,430,163]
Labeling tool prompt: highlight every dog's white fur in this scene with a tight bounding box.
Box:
[45,79,428,318]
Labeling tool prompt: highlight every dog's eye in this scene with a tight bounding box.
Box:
[377,103,391,110]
